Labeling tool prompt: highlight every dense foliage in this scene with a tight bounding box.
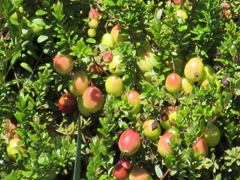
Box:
[0,0,239,179]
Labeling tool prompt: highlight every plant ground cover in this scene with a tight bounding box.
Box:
[0,0,240,179]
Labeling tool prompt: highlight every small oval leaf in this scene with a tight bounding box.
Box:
[86,38,96,44]
[155,165,163,178]
[35,9,48,16]
[156,9,163,20]
[37,35,48,43]
[20,62,33,73]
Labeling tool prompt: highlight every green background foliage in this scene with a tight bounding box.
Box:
[0,0,239,179]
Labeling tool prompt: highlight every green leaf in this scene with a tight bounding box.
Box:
[20,62,33,73]
[224,147,240,166]
[214,173,222,180]
[31,17,45,26]
[28,133,38,143]
[155,165,163,178]
[235,80,240,89]
[3,170,17,180]
[155,8,163,20]
[229,44,237,57]
[86,38,96,44]
[71,38,93,57]
[98,145,107,156]
[8,50,21,72]
[177,25,188,32]
[97,128,107,136]
[196,158,213,170]
[38,152,50,165]
[52,2,65,21]
[103,0,115,6]
[27,100,34,110]
[224,93,232,105]
[14,111,25,122]
[35,9,48,16]
[28,147,37,160]
[37,35,49,43]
